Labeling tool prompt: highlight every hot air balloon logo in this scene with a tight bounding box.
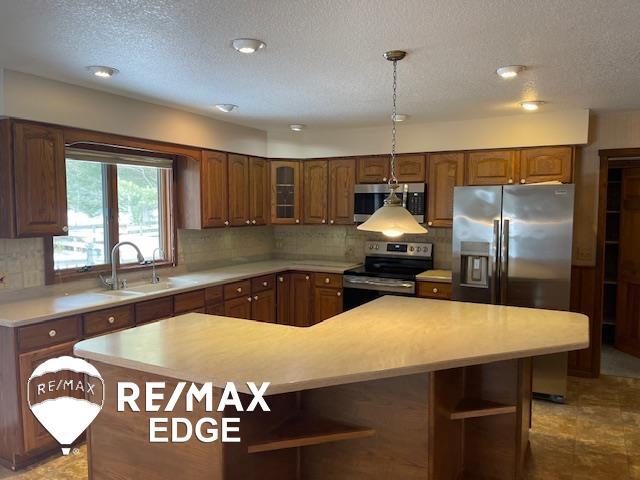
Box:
[27,356,104,455]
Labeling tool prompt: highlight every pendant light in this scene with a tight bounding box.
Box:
[357,50,428,238]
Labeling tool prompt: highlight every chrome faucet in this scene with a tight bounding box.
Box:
[100,241,146,290]
[151,247,164,284]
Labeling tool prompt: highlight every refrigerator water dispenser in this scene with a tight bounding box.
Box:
[460,242,489,288]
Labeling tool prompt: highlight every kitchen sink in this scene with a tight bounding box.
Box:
[124,279,200,294]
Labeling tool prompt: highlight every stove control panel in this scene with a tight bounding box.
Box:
[366,241,433,258]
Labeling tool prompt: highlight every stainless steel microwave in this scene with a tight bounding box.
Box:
[354,183,426,223]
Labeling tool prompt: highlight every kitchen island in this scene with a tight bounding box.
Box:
[74,296,588,480]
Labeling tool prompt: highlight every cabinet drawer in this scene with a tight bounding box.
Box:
[18,316,81,353]
[135,297,174,325]
[174,290,205,314]
[224,280,251,300]
[314,273,342,288]
[205,285,224,305]
[83,305,134,337]
[417,281,452,300]
[251,274,276,293]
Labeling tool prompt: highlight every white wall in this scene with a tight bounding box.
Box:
[267,109,590,158]
[1,69,267,156]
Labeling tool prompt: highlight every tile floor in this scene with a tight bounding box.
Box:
[1,375,638,479]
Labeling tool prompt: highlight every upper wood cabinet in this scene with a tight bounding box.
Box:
[519,147,573,184]
[396,154,426,182]
[249,157,269,225]
[357,156,390,183]
[271,161,302,224]
[228,154,251,226]
[12,122,68,237]
[427,152,464,227]
[466,150,518,186]
[328,158,356,225]
[303,160,329,224]
[201,151,228,227]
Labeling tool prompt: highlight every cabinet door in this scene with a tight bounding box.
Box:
[314,287,343,324]
[252,289,276,323]
[201,150,228,227]
[271,161,302,224]
[206,303,225,316]
[276,273,292,325]
[396,154,426,182]
[357,157,390,183]
[328,159,355,225]
[19,341,82,453]
[228,154,250,226]
[466,150,518,185]
[13,122,68,237]
[249,157,269,225]
[427,152,464,227]
[224,296,252,320]
[519,147,573,184]
[303,160,328,224]
[290,272,314,327]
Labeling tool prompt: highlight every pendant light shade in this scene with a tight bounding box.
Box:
[357,50,428,238]
[357,186,428,237]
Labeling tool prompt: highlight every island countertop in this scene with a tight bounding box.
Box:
[74,296,589,395]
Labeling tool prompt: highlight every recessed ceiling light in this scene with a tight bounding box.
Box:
[392,114,409,122]
[232,38,266,54]
[520,100,545,111]
[289,124,306,132]
[215,104,238,113]
[496,65,526,79]
[86,65,119,78]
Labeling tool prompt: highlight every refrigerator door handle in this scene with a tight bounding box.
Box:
[500,219,510,304]
[492,219,501,304]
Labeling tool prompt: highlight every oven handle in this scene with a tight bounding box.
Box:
[344,277,414,289]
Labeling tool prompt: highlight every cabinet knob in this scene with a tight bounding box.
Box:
[337,291,342,297]
[382,176,388,181]
[236,287,242,293]
[295,219,300,224]
[49,329,57,337]
[330,220,334,224]
[324,277,330,284]
[245,220,251,224]
[254,295,258,300]
[427,221,433,226]
[108,316,115,324]
[62,226,69,233]
[305,275,310,280]
[508,178,514,184]
[224,221,230,226]
[279,277,284,283]
[252,220,257,224]
[520,179,526,184]
[262,281,268,287]
[321,219,326,224]
[432,287,439,294]
[247,297,252,302]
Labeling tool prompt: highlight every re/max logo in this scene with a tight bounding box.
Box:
[117,381,270,443]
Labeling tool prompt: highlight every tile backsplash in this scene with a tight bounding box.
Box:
[0,238,45,291]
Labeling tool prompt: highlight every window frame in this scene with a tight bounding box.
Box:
[45,154,176,284]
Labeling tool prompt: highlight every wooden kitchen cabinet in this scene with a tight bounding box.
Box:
[276,273,292,325]
[357,156,390,183]
[252,288,276,323]
[417,281,452,300]
[228,154,251,226]
[249,157,269,225]
[135,297,174,325]
[396,154,426,182]
[271,161,302,224]
[12,122,68,237]
[314,286,343,323]
[303,160,329,224]
[83,305,135,337]
[224,296,253,320]
[174,290,206,314]
[289,272,315,327]
[427,152,465,227]
[466,150,518,186]
[18,341,83,453]
[519,146,573,184]
[328,158,356,225]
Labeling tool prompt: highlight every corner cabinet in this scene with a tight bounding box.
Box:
[271,161,302,224]
[1,121,69,237]
[427,152,464,227]
[303,160,329,224]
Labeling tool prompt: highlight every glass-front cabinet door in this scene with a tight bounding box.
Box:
[270,161,302,224]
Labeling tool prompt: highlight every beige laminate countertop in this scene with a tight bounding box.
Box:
[416,269,452,283]
[0,260,360,327]
[74,296,589,395]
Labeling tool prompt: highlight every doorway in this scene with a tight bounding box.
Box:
[597,151,640,378]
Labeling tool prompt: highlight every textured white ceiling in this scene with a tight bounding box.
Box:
[0,0,639,131]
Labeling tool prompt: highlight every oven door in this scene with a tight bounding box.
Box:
[342,275,416,310]
[354,183,425,223]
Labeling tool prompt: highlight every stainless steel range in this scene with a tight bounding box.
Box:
[343,241,433,310]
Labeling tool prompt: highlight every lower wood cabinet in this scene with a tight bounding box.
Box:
[290,272,315,327]
[83,305,135,337]
[174,289,206,314]
[205,303,225,315]
[252,289,276,323]
[277,273,292,325]
[417,281,452,300]
[224,296,253,320]
[135,297,173,325]
[314,286,343,323]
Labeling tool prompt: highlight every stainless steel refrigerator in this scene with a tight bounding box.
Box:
[452,184,575,402]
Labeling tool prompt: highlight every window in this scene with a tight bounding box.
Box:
[52,149,173,276]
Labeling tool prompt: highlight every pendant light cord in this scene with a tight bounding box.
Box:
[389,59,398,187]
